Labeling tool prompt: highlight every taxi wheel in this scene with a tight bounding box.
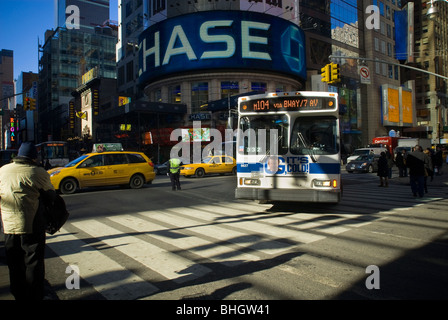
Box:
[232,167,237,175]
[60,178,77,194]
[195,168,205,178]
[130,174,145,189]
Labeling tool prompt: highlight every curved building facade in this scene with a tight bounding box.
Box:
[138,1,306,120]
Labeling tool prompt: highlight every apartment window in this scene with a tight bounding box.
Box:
[168,85,181,103]
[152,0,166,15]
[191,82,209,113]
[126,61,134,82]
[221,81,239,99]
[376,59,381,74]
[374,38,379,51]
[155,89,162,102]
[251,82,267,92]
[118,65,125,86]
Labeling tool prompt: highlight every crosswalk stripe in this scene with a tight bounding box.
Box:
[134,209,287,257]
[107,213,262,266]
[70,219,211,283]
[167,205,327,245]
[46,231,159,300]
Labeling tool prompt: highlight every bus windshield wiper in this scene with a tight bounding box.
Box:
[297,132,317,163]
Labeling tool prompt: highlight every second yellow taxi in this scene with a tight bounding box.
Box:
[180,155,237,178]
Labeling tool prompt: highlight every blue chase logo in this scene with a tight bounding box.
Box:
[281,25,305,76]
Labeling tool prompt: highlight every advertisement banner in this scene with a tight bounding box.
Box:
[139,10,306,84]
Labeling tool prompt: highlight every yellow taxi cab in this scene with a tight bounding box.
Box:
[48,145,155,194]
[180,155,237,178]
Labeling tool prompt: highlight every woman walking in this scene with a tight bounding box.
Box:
[377,152,389,187]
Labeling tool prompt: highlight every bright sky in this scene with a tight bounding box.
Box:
[0,0,119,80]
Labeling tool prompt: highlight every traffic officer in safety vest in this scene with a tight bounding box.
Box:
[168,158,182,191]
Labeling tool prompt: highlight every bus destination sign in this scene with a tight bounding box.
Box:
[240,96,336,113]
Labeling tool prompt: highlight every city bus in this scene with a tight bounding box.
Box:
[235,91,341,203]
[36,141,70,168]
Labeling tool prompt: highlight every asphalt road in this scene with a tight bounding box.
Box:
[1,169,448,305]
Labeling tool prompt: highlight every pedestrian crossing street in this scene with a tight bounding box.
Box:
[45,178,448,300]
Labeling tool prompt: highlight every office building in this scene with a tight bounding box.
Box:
[38,0,116,142]
[0,49,15,149]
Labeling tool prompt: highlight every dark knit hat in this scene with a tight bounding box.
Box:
[18,142,38,160]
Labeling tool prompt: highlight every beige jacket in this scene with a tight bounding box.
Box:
[0,157,55,234]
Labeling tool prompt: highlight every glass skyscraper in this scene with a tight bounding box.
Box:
[37,0,116,142]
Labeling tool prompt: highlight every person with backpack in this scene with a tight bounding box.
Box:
[0,142,56,300]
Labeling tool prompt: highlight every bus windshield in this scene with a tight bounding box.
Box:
[238,114,289,155]
[290,116,338,155]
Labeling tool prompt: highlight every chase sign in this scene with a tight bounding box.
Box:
[138,11,306,84]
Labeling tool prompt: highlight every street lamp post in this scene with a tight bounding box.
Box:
[427,0,448,19]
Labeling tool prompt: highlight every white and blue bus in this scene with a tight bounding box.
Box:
[235,91,341,203]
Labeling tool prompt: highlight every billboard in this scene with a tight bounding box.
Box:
[394,2,414,63]
[381,85,414,127]
[138,10,306,84]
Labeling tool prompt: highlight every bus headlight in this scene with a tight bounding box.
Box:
[243,178,260,186]
[313,179,338,188]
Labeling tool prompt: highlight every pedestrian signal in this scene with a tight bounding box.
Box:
[321,64,331,83]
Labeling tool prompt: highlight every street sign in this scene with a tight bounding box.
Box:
[359,66,371,84]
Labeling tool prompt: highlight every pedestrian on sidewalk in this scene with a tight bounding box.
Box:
[433,145,443,175]
[377,152,389,187]
[0,142,56,300]
[386,150,394,179]
[406,145,428,198]
[395,149,406,177]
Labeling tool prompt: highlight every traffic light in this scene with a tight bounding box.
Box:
[29,98,36,110]
[321,64,331,83]
[24,97,31,110]
[330,62,341,83]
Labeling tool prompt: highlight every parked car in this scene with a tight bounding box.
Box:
[48,150,156,194]
[180,155,237,178]
[154,158,191,175]
[346,154,379,173]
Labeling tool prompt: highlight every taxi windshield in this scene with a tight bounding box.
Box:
[65,155,88,167]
